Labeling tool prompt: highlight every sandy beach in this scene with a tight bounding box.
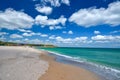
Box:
[39,52,100,80]
[0,46,100,80]
[0,46,49,80]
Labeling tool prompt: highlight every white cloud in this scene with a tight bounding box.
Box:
[94,30,100,34]
[69,1,120,27]
[10,34,23,38]
[30,39,41,44]
[55,36,72,43]
[40,0,70,7]
[49,35,55,39]
[8,38,43,44]
[0,32,8,36]
[91,35,120,43]
[40,34,48,37]
[74,37,88,41]
[62,31,73,34]
[23,33,33,36]
[0,8,34,30]
[110,30,120,34]
[49,35,120,46]
[24,38,29,41]
[61,0,70,6]
[55,26,63,29]
[68,30,73,34]
[92,35,113,41]
[0,36,6,41]
[35,6,52,15]
[35,15,67,26]
[10,40,22,43]
[52,36,89,43]
[29,39,41,44]
[35,15,47,25]
[62,31,67,34]
[23,39,42,44]
[49,26,63,30]
[33,0,37,1]
[22,32,48,37]
[49,26,54,30]
[18,29,32,33]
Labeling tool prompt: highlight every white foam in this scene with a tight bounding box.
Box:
[40,49,87,62]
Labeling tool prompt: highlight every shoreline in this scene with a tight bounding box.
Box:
[0,46,101,80]
[38,51,101,80]
[37,48,120,80]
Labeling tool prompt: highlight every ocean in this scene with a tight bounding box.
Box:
[36,47,120,80]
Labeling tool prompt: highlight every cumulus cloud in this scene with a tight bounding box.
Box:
[61,0,70,6]
[55,36,89,43]
[110,30,120,34]
[69,1,120,27]
[68,30,73,34]
[62,31,73,34]
[49,35,89,44]
[94,30,100,34]
[62,31,67,34]
[22,32,48,37]
[0,32,8,36]
[35,15,67,26]
[25,39,42,44]
[18,29,32,33]
[91,35,120,43]
[49,26,63,30]
[22,33,34,36]
[10,34,23,38]
[0,36,6,41]
[35,6,52,15]
[49,35,55,39]
[10,38,42,44]
[40,0,70,7]
[49,26,54,30]
[0,8,34,30]
[48,34,120,46]
[33,0,37,1]
[41,34,48,37]
[8,39,22,43]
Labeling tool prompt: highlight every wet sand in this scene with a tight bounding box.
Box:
[39,53,100,80]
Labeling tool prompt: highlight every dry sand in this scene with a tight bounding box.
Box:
[39,53,100,80]
[0,46,100,80]
[0,46,48,80]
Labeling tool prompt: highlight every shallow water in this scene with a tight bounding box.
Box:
[36,47,120,80]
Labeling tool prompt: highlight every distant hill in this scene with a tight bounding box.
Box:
[0,41,56,48]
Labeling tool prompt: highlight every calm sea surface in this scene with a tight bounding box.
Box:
[36,47,120,80]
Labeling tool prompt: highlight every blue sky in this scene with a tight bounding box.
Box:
[0,0,120,48]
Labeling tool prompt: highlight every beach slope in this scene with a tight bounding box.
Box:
[0,46,100,80]
[39,53,100,80]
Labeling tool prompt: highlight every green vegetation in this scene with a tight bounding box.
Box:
[0,41,56,47]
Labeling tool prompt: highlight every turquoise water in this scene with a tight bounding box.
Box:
[36,47,120,80]
[38,47,120,69]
